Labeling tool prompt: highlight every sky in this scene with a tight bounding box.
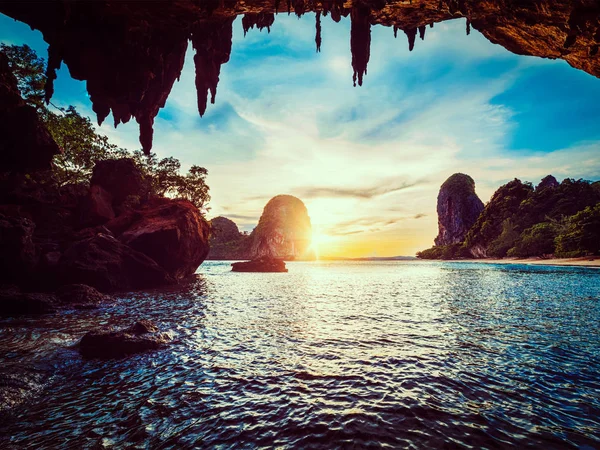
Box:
[2,13,600,257]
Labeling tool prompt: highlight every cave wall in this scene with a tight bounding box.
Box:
[0,0,598,156]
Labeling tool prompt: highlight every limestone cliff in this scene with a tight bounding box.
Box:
[434,173,484,246]
[249,195,312,260]
[207,216,251,260]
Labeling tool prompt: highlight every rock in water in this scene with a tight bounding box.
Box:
[79,320,170,359]
[119,198,210,281]
[231,257,288,272]
[250,195,312,259]
[56,284,111,309]
[434,174,484,246]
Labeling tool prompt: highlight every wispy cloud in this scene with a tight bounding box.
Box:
[295,180,418,200]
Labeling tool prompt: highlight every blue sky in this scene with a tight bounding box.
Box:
[2,12,600,256]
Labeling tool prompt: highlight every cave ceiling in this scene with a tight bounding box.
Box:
[1,0,598,153]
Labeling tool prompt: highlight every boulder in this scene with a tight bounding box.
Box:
[231,256,288,272]
[90,158,148,206]
[434,174,484,246]
[207,216,251,260]
[79,320,170,359]
[0,289,57,316]
[0,52,60,171]
[56,284,111,309]
[119,198,210,280]
[79,184,115,227]
[0,213,37,284]
[58,233,174,292]
[249,195,312,259]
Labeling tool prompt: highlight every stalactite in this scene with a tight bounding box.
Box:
[419,25,426,40]
[242,13,275,35]
[393,25,399,38]
[192,18,235,118]
[294,0,305,18]
[466,19,471,35]
[350,4,371,87]
[315,11,322,52]
[275,0,280,13]
[287,0,292,14]
[405,28,417,51]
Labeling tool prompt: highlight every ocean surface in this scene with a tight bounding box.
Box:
[1,261,599,449]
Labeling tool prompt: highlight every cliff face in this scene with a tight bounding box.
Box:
[207,216,251,260]
[434,173,484,246]
[250,195,312,260]
[1,0,598,155]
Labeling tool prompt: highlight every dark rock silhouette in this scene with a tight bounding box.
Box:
[0,213,38,285]
[0,289,56,316]
[90,158,148,207]
[536,175,559,191]
[119,198,210,281]
[58,233,175,291]
[2,0,598,153]
[434,173,484,246]
[231,256,288,272]
[79,185,115,227]
[0,52,59,171]
[250,195,312,259]
[56,284,111,309]
[79,320,170,359]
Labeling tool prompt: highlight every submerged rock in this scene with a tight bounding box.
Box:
[56,284,111,309]
[231,257,288,273]
[79,320,170,359]
[0,289,57,316]
[434,173,484,246]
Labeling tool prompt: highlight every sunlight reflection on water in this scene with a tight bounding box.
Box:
[1,261,599,449]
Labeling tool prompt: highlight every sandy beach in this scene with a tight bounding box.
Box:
[464,257,600,268]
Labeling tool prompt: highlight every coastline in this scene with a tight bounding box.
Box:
[456,256,600,268]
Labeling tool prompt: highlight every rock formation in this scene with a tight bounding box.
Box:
[231,256,288,272]
[1,0,598,154]
[434,173,484,246]
[0,156,210,294]
[249,195,312,259]
[79,320,171,359]
[207,216,251,259]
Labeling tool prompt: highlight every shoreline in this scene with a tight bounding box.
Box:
[453,256,600,268]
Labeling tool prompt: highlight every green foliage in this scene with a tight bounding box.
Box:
[555,204,600,256]
[487,218,520,258]
[507,222,557,257]
[131,151,210,211]
[417,243,471,260]
[465,178,533,250]
[0,43,46,109]
[2,44,210,211]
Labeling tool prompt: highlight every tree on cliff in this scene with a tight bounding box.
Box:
[1,44,210,210]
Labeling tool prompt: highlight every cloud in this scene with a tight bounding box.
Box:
[295,180,419,200]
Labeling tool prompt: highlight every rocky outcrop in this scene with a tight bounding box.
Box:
[536,175,559,191]
[249,195,312,259]
[56,284,111,309]
[0,52,60,171]
[58,233,175,292]
[0,289,56,316]
[207,216,251,260]
[434,174,484,246]
[90,158,148,207]
[79,184,115,227]
[120,198,210,280]
[1,1,598,153]
[0,213,38,284]
[79,320,171,359]
[231,256,288,272]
